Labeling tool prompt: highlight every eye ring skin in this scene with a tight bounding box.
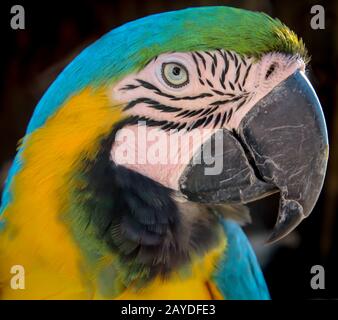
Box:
[160,62,190,89]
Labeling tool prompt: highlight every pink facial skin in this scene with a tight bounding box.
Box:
[112,124,214,191]
[110,50,306,190]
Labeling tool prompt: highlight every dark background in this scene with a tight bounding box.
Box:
[0,0,337,299]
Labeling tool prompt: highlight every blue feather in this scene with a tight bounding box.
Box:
[214,220,270,300]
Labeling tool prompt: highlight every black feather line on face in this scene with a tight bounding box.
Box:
[211,64,216,77]
[221,51,229,72]
[170,93,213,101]
[121,84,139,90]
[220,68,227,90]
[72,117,222,287]
[136,79,175,99]
[206,105,219,115]
[149,104,182,113]
[204,51,217,67]
[183,109,204,118]
[195,52,207,69]
[190,116,207,130]
[213,112,222,128]
[124,97,155,111]
[199,107,213,117]
[220,111,228,127]
[226,50,234,61]
[236,97,247,111]
[123,79,213,102]
[177,122,187,130]
[234,54,239,68]
[240,55,247,66]
[191,52,202,78]
[234,64,241,84]
[242,63,252,87]
[206,79,214,88]
[176,109,191,117]
[210,95,243,106]
[203,114,214,127]
[229,81,235,91]
[226,108,233,123]
[212,89,225,96]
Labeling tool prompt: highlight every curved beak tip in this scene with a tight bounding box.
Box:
[179,71,328,244]
[266,199,304,244]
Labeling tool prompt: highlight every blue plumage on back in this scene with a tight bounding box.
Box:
[214,220,270,300]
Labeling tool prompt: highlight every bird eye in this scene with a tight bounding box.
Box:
[161,62,189,88]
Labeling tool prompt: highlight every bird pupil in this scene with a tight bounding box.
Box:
[172,66,181,76]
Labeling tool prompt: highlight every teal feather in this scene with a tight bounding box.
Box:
[214,220,270,300]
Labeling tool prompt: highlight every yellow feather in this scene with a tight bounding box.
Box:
[0,87,122,299]
[0,86,225,299]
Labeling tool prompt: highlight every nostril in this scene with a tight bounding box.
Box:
[265,63,278,80]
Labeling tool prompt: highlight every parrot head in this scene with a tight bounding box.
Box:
[0,6,328,292]
[108,7,328,244]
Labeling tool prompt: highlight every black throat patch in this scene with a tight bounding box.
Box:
[69,118,223,289]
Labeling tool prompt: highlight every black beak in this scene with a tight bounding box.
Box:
[179,71,329,243]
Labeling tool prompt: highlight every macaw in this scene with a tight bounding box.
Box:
[0,6,328,300]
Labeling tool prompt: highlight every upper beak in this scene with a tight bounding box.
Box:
[179,71,329,243]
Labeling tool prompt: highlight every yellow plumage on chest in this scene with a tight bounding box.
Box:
[0,87,120,299]
[0,87,224,299]
[114,243,226,300]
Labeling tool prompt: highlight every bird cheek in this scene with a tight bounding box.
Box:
[110,124,209,190]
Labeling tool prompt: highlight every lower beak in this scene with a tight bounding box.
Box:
[179,71,329,243]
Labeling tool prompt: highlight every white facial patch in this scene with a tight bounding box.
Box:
[111,124,216,190]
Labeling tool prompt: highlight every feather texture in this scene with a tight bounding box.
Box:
[213,220,270,300]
